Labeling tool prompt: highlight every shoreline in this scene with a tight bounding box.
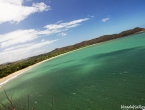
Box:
[1,31,143,87]
[0,38,127,87]
[0,46,87,88]
[0,58,48,87]
[0,51,72,87]
[0,28,144,87]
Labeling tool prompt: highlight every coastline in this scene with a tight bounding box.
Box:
[0,38,125,87]
[0,27,144,88]
[0,47,85,87]
[1,30,144,87]
[0,52,71,87]
[0,58,47,87]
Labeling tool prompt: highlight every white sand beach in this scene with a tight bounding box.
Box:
[0,52,69,87]
[0,59,47,87]
[0,45,95,87]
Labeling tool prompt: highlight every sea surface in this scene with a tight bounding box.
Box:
[0,33,145,110]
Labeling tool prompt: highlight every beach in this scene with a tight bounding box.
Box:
[0,48,81,87]
[0,59,47,87]
[0,43,102,88]
[0,32,145,109]
[0,52,68,87]
[1,30,144,88]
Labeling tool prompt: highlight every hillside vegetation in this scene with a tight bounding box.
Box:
[0,27,144,78]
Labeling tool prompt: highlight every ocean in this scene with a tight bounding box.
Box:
[0,32,145,110]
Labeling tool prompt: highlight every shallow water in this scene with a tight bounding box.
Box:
[0,33,145,110]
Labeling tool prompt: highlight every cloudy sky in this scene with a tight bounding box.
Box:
[0,0,145,64]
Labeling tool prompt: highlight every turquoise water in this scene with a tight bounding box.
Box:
[0,33,145,110]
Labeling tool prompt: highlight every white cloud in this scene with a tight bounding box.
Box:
[37,29,61,35]
[61,32,67,36]
[0,29,38,48]
[102,17,110,22]
[0,18,89,48]
[44,18,89,30]
[57,32,67,36]
[56,20,63,24]
[41,39,45,42]
[3,43,34,51]
[32,2,50,12]
[0,17,90,64]
[41,18,89,35]
[6,0,24,5]
[4,40,58,52]
[0,0,50,24]
[0,40,58,64]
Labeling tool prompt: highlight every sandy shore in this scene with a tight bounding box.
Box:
[0,44,95,87]
[0,52,70,87]
[0,59,47,87]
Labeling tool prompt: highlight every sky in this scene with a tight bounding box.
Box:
[0,0,145,64]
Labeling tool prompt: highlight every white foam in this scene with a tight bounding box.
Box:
[0,71,24,88]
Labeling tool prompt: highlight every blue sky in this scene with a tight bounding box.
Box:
[0,0,145,64]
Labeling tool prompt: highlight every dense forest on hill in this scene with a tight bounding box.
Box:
[0,27,144,78]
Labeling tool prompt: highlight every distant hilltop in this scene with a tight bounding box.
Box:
[51,27,145,53]
[0,27,144,78]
